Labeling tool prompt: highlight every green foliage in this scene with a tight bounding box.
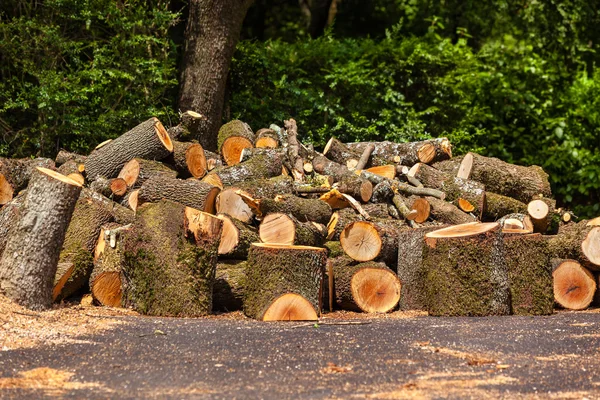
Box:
[0,0,179,157]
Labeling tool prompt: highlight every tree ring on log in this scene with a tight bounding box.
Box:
[351,267,401,313]
[340,221,382,262]
[259,213,295,245]
[553,260,595,310]
[582,227,600,266]
[216,188,254,223]
[0,174,14,205]
[186,144,207,178]
[153,119,174,152]
[91,272,122,307]
[262,293,318,321]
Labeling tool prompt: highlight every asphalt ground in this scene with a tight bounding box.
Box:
[2,310,600,399]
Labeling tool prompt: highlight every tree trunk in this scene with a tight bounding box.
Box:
[423,222,511,316]
[122,201,222,316]
[0,191,27,258]
[178,0,255,151]
[243,243,327,321]
[503,233,553,315]
[214,260,247,311]
[547,221,600,271]
[0,168,82,310]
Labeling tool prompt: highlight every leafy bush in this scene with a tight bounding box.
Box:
[0,0,179,157]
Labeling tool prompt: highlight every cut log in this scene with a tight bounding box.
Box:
[366,165,396,180]
[55,150,86,166]
[552,259,595,310]
[204,150,223,171]
[168,141,207,178]
[214,260,247,311]
[118,158,177,189]
[122,189,140,212]
[122,201,222,316]
[407,197,430,223]
[397,226,448,310]
[0,168,82,310]
[324,241,344,258]
[283,119,305,181]
[57,160,85,181]
[423,222,510,316]
[215,188,255,223]
[457,152,551,203]
[498,213,534,232]
[431,155,464,176]
[340,220,406,264]
[207,150,283,186]
[255,194,332,225]
[334,174,373,202]
[166,110,206,140]
[362,203,392,219]
[90,223,131,307]
[483,192,528,221]
[527,197,557,234]
[53,191,116,301]
[312,154,351,182]
[217,120,254,166]
[85,117,173,181]
[323,137,362,168]
[0,157,55,205]
[255,128,280,148]
[89,176,128,198]
[259,213,326,247]
[547,221,600,271]
[327,208,364,241]
[243,243,327,321]
[138,176,220,214]
[355,144,375,170]
[503,233,553,315]
[347,138,452,167]
[408,162,485,218]
[331,259,400,313]
[425,196,476,225]
[216,214,259,259]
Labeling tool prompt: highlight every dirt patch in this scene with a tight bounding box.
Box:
[0,295,134,350]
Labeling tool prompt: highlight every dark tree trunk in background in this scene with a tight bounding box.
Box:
[178,0,254,151]
[300,0,334,38]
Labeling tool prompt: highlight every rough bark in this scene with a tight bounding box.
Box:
[118,158,178,190]
[483,192,528,221]
[204,150,223,171]
[312,154,350,181]
[122,201,222,316]
[396,225,448,310]
[502,233,553,315]
[546,221,600,271]
[82,189,135,225]
[213,260,247,311]
[53,192,115,302]
[207,150,283,187]
[85,118,173,181]
[217,214,259,259]
[55,150,86,166]
[0,191,27,258]
[217,120,255,165]
[327,208,364,241]
[167,140,207,178]
[431,155,464,176]
[0,157,55,205]
[167,111,206,141]
[89,177,128,199]
[138,176,220,214]
[0,168,82,310]
[347,138,452,167]
[324,241,344,258]
[323,138,362,168]
[362,203,392,220]
[458,152,551,203]
[257,194,332,225]
[178,0,255,151]
[243,243,327,321]
[528,197,558,234]
[334,173,373,202]
[425,196,476,225]
[423,223,510,316]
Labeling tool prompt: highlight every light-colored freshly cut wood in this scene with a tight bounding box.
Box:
[552,259,595,310]
[216,215,259,259]
[347,138,451,167]
[425,222,498,240]
[366,165,396,180]
[340,220,405,264]
[587,217,600,227]
[118,158,177,189]
[215,189,254,223]
[169,141,207,178]
[244,243,327,321]
[217,120,254,166]
[255,128,279,148]
[259,213,325,247]
[327,208,364,241]
[458,198,475,212]
[410,197,430,223]
[85,117,173,181]
[547,221,600,271]
[498,213,534,232]
[528,199,550,233]
[0,168,82,310]
[202,173,223,188]
[334,174,373,202]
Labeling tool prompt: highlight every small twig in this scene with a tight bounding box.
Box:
[407,175,423,188]
[355,144,375,171]
[12,310,41,318]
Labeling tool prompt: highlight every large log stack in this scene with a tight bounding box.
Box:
[0,114,597,320]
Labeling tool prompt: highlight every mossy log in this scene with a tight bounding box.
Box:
[503,233,553,315]
[0,191,27,257]
[217,214,259,259]
[217,120,255,166]
[167,140,207,178]
[334,173,373,202]
[347,138,452,167]
[53,191,116,301]
[0,157,55,205]
[256,194,332,225]
[552,259,596,310]
[259,212,326,247]
[332,259,400,313]
[423,222,510,316]
[214,260,247,311]
[255,128,280,148]
[243,243,327,321]
[431,155,464,176]
[138,176,220,214]
[80,189,134,224]
[207,150,283,187]
[85,118,173,181]
[483,192,528,221]
[396,225,448,310]
[340,219,407,264]
[497,213,534,232]
[324,241,344,258]
[425,196,476,225]
[118,158,177,189]
[327,208,364,241]
[55,150,87,166]
[90,223,131,307]
[122,201,222,316]
[547,221,600,271]
[458,152,551,203]
[166,110,205,141]
[0,168,82,310]
[408,163,485,218]
[323,138,362,168]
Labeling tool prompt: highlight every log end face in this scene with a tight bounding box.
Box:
[203,187,221,214]
[154,121,174,152]
[217,215,240,255]
[255,137,278,149]
[36,167,83,188]
[216,189,253,222]
[91,272,122,307]
[186,144,208,178]
[262,293,318,321]
[259,213,295,245]
[118,159,141,187]
[351,267,401,313]
[582,227,600,267]
[340,221,382,262]
[223,137,253,166]
[553,260,596,310]
[0,173,14,205]
[457,152,474,179]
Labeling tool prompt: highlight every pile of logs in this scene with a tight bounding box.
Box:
[0,112,598,319]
